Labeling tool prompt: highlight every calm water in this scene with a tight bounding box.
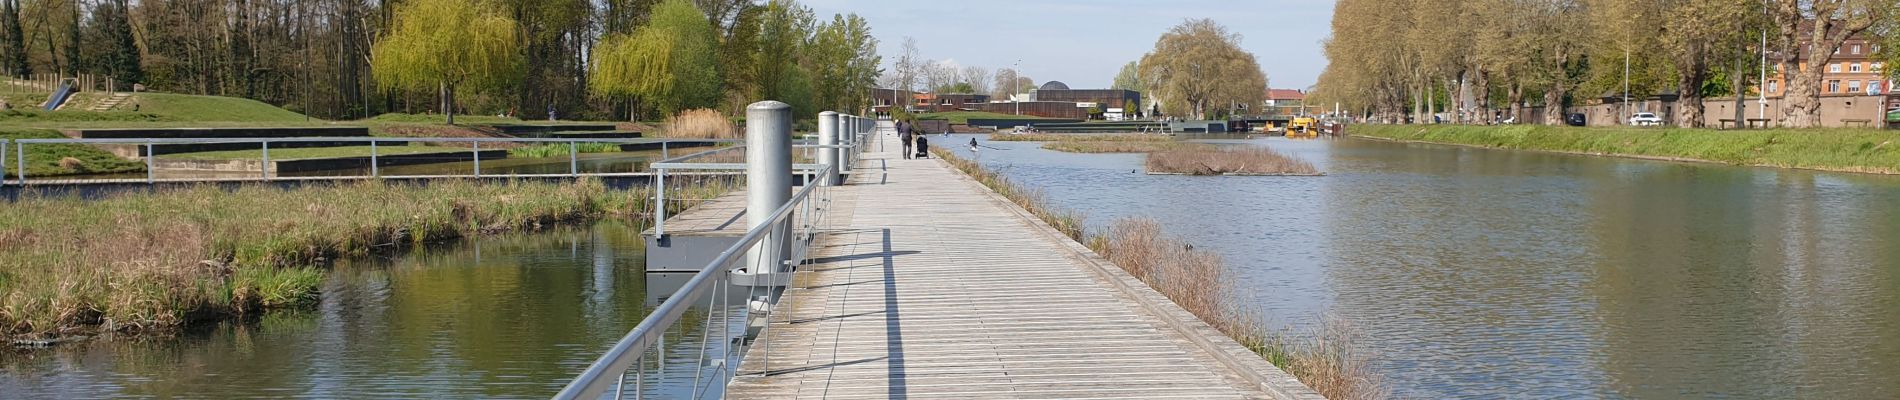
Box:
[0,221,746,399]
[948,134,1900,398]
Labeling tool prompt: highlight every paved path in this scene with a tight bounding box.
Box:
[727,124,1318,399]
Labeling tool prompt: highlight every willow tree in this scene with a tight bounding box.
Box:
[370,0,520,124]
[591,0,721,120]
[1139,19,1268,119]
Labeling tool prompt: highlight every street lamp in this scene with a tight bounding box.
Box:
[1012,59,1022,116]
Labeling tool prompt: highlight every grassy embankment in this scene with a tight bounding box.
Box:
[0,178,735,341]
[933,148,1384,399]
[918,111,1059,125]
[990,133,1321,175]
[1350,124,1900,174]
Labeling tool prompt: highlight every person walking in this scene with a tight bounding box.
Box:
[899,120,914,159]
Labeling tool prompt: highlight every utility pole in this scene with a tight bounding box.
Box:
[1758,0,1769,123]
[1623,48,1631,124]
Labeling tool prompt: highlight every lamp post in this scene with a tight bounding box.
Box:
[1013,59,1022,116]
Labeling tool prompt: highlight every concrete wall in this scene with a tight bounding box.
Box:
[1564,95,1891,128]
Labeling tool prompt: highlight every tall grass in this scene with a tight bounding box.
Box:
[1146,146,1321,176]
[987,133,1172,142]
[662,109,738,139]
[508,142,622,158]
[1041,141,1203,153]
[933,148,1385,398]
[0,178,736,340]
[1351,124,1900,174]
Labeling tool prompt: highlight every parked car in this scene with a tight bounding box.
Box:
[1629,112,1664,126]
[1565,113,1587,127]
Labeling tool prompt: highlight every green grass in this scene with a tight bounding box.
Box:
[2,129,146,178]
[508,142,622,158]
[1350,124,1900,174]
[158,145,470,161]
[918,111,1059,125]
[0,92,315,129]
[0,178,739,340]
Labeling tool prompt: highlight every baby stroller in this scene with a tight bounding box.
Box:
[914,136,930,159]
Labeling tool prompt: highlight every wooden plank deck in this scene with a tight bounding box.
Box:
[726,126,1319,399]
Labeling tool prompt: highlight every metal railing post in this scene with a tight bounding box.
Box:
[817,111,841,186]
[472,141,482,178]
[370,140,380,178]
[145,142,155,184]
[654,168,667,236]
[260,140,271,181]
[14,141,23,185]
[569,141,579,176]
[746,101,794,274]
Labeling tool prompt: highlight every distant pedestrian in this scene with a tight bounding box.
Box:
[899,121,914,159]
[969,137,979,153]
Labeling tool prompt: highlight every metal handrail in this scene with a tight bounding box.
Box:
[5,136,743,186]
[13,137,743,144]
[554,164,834,400]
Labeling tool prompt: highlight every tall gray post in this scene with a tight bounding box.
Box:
[838,115,854,175]
[746,101,794,274]
[817,111,841,186]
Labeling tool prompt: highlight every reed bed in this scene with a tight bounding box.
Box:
[662,109,739,139]
[1041,141,1208,153]
[986,133,1172,143]
[507,142,623,158]
[0,178,735,341]
[1146,146,1321,176]
[934,148,1384,398]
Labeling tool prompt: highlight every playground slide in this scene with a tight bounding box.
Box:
[43,80,75,111]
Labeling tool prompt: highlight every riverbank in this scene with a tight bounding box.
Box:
[933,148,1383,399]
[1349,124,1900,174]
[0,178,732,341]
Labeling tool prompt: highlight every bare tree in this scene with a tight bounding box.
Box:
[962,65,991,94]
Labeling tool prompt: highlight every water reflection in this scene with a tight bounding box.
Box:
[0,221,748,399]
[949,134,1900,398]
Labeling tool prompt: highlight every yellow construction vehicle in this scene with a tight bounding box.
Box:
[1287,117,1318,138]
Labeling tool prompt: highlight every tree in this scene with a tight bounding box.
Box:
[756,0,813,104]
[89,0,141,87]
[1138,19,1268,119]
[370,0,521,124]
[1,0,26,77]
[891,36,920,97]
[992,67,1022,98]
[961,65,990,95]
[591,0,721,120]
[1111,60,1145,110]
[1770,0,1893,127]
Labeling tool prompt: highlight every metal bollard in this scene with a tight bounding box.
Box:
[817,111,841,187]
[746,101,795,274]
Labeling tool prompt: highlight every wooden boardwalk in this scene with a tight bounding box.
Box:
[726,126,1319,399]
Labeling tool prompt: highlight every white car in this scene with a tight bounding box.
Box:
[1628,112,1664,126]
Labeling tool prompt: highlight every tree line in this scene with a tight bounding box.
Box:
[1314,0,1900,128]
[0,0,882,123]
[880,36,1036,103]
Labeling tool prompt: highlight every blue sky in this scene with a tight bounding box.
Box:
[804,0,1338,91]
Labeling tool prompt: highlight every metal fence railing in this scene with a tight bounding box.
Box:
[1,137,742,186]
[554,109,871,400]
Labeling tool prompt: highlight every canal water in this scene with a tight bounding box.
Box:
[0,221,747,399]
[947,134,1900,399]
